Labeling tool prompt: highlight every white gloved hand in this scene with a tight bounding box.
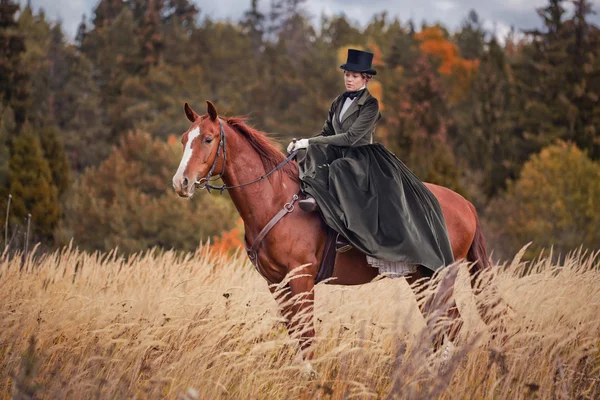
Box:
[287,138,309,153]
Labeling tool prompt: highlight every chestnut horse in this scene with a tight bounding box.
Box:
[173,101,502,358]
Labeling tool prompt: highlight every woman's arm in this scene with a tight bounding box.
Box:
[309,98,379,147]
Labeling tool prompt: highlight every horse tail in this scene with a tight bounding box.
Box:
[466,202,491,281]
[466,202,508,332]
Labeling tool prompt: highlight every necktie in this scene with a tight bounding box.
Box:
[343,89,364,100]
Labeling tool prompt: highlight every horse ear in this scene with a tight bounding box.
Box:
[184,103,199,122]
[206,100,218,121]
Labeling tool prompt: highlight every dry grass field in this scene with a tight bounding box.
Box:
[1,244,599,399]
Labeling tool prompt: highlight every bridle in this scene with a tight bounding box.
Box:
[193,119,298,194]
[189,118,313,285]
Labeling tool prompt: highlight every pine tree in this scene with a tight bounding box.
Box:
[512,0,600,162]
[241,0,265,54]
[568,0,600,159]
[455,10,485,60]
[453,37,524,199]
[92,0,127,29]
[0,104,13,198]
[513,0,571,154]
[7,123,59,242]
[164,0,198,28]
[140,0,163,71]
[75,14,87,48]
[38,126,70,198]
[0,0,29,127]
[387,54,466,195]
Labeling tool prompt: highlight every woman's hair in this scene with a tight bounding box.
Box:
[344,69,373,83]
[361,72,373,82]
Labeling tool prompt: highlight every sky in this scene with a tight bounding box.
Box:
[28,0,600,41]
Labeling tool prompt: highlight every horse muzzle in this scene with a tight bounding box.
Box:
[173,176,195,198]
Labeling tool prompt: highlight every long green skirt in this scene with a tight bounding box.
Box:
[298,143,454,272]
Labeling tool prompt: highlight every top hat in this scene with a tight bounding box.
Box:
[340,49,377,75]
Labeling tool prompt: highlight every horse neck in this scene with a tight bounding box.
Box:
[220,126,299,238]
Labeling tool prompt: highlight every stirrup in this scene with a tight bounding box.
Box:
[298,197,318,212]
[335,234,352,253]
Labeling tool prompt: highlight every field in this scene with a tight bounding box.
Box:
[1,245,599,399]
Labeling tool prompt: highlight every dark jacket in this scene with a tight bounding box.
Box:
[309,89,381,147]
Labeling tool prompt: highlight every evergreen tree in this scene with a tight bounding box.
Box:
[0,0,29,127]
[139,0,163,71]
[38,126,70,198]
[453,37,523,200]
[0,104,14,199]
[17,5,52,123]
[512,0,577,159]
[75,14,87,48]
[7,123,59,242]
[455,10,485,60]
[568,0,600,159]
[92,0,127,29]
[241,0,265,54]
[321,15,363,49]
[164,0,198,28]
[388,54,466,195]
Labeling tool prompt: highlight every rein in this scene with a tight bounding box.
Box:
[194,119,298,194]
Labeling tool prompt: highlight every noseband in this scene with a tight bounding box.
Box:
[194,119,298,194]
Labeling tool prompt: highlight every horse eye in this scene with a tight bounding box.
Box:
[205,137,213,143]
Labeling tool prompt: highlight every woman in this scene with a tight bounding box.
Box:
[288,49,454,276]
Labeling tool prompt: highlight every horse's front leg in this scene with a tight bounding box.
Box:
[269,267,316,359]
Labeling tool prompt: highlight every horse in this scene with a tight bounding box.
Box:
[172,101,504,359]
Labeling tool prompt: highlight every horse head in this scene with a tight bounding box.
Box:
[172,101,224,197]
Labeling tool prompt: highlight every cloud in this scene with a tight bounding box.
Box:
[29,0,600,40]
[29,0,89,38]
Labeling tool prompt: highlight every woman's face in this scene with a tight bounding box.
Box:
[344,70,367,92]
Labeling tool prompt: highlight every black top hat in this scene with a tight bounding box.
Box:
[340,49,377,75]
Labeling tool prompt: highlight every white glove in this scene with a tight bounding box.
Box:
[287,138,309,153]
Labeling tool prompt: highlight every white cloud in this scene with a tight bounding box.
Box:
[28,0,600,40]
[29,0,87,38]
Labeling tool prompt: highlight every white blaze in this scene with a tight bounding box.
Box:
[173,127,200,186]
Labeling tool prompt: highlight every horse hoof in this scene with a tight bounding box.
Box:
[300,361,318,379]
[437,340,456,375]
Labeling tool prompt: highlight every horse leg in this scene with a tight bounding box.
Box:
[269,271,315,359]
[406,265,463,349]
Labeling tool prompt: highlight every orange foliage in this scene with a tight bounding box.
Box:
[367,41,385,67]
[415,26,479,100]
[167,134,179,147]
[209,218,244,258]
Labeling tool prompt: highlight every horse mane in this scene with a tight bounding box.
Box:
[226,117,299,183]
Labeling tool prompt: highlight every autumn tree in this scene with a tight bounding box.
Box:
[58,131,237,254]
[486,141,600,260]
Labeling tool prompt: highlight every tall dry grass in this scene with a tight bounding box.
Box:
[1,244,599,399]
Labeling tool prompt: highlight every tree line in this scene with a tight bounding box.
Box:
[0,0,598,260]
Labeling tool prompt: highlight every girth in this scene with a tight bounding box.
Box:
[244,193,336,285]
